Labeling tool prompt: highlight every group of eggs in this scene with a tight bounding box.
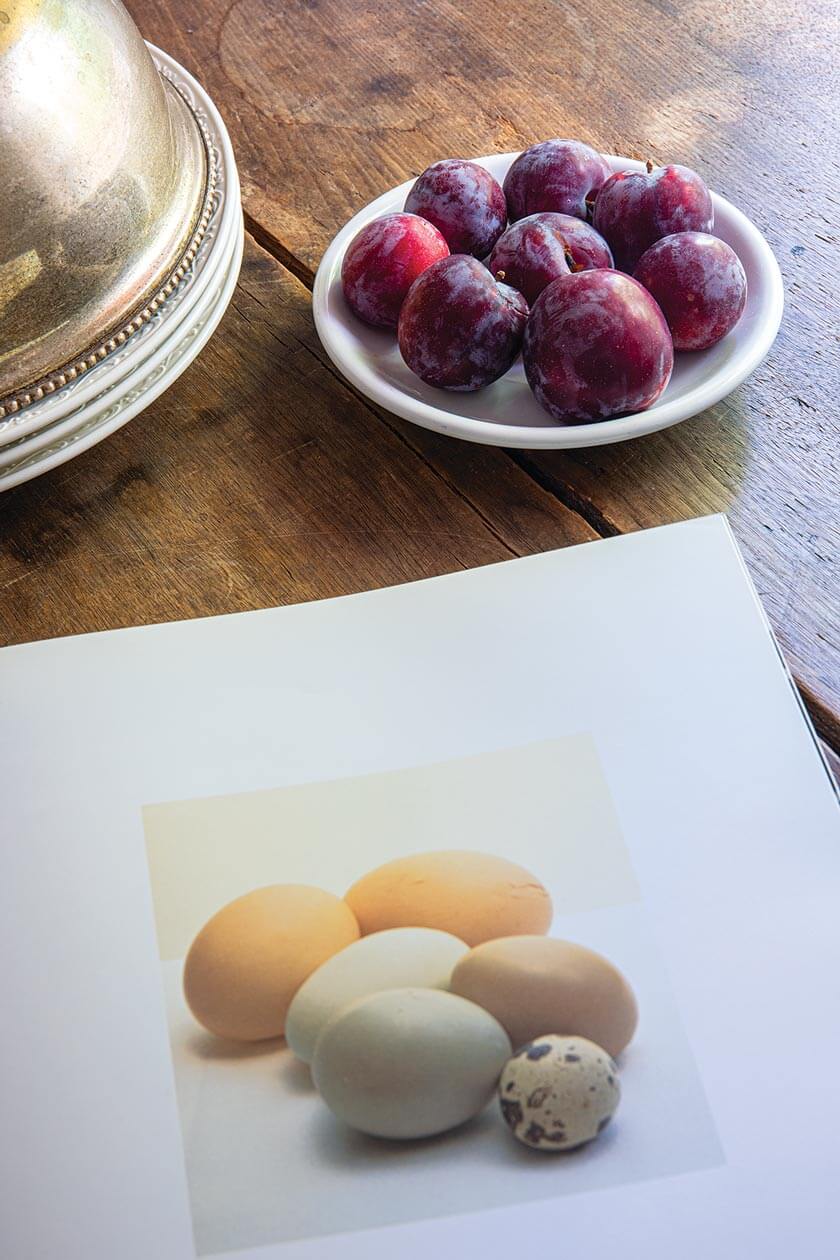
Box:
[183,850,638,1152]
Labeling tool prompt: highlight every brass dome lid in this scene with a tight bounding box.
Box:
[0,0,207,410]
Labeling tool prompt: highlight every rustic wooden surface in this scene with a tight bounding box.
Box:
[0,0,838,751]
[0,240,595,631]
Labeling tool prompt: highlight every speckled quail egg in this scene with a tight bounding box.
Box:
[498,1034,620,1151]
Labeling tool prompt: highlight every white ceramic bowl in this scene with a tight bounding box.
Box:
[0,43,244,492]
[0,44,239,451]
[0,180,242,472]
[0,211,243,491]
[313,152,784,449]
[0,210,243,489]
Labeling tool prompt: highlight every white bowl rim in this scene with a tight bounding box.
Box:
[0,207,242,473]
[0,214,244,490]
[0,42,240,448]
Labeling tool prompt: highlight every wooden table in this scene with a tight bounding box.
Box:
[1,0,838,759]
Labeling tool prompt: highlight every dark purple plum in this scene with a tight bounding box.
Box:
[523,269,674,424]
[538,214,614,271]
[634,231,747,350]
[341,213,449,328]
[503,140,611,222]
[488,215,572,305]
[398,255,528,391]
[488,213,614,305]
[593,162,713,272]
[405,159,507,258]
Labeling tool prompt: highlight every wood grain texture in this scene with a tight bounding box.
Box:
[0,239,594,642]
[130,0,840,278]
[124,0,839,744]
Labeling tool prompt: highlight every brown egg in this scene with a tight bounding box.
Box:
[450,935,638,1057]
[344,851,552,947]
[183,885,360,1041]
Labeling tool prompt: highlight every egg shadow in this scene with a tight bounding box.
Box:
[307,1099,620,1183]
[186,1030,286,1062]
[491,1106,624,1172]
[307,1105,499,1171]
[278,1050,315,1094]
[500,1112,624,1170]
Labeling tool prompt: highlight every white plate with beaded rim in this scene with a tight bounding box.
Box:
[0,210,244,491]
[313,152,784,449]
[0,160,241,473]
[0,43,239,450]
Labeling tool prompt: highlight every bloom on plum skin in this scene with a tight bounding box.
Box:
[523,269,674,424]
[634,231,747,350]
[398,255,529,392]
[341,212,449,329]
[488,213,614,306]
[405,159,507,258]
[488,215,572,306]
[593,164,713,273]
[535,214,614,271]
[503,139,612,222]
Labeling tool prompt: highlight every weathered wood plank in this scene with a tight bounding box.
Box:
[129,0,839,278]
[0,239,594,643]
[124,0,839,741]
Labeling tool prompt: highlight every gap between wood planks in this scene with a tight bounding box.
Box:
[238,221,840,756]
[240,219,620,546]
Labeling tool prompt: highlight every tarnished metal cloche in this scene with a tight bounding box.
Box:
[0,0,207,410]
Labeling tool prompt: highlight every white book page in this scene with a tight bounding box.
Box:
[1,516,837,1259]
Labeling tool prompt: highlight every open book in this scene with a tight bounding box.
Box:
[1,516,837,1259]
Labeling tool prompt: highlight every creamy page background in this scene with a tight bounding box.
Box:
[144,737,638,958]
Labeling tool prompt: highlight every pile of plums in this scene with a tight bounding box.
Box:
[340,140,748,425]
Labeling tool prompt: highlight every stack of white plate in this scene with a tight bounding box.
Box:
[0,46,243,492]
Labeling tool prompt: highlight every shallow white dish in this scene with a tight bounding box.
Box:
[0,181,242,473]
[0,211,243,491]
[0,43,240,451]
[313,152,784,449]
